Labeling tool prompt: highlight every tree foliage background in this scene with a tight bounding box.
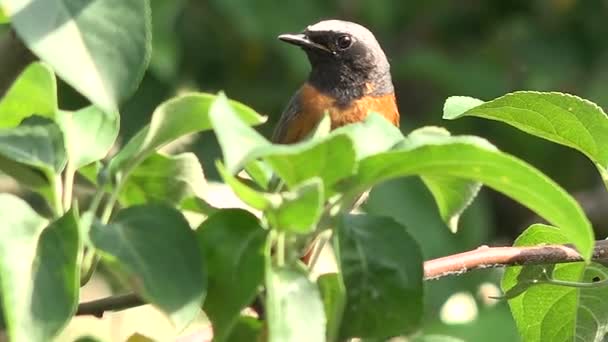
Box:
[128,1,606,339]
[2,0,608,341]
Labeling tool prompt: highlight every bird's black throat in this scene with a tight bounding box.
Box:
[306,55,393,108]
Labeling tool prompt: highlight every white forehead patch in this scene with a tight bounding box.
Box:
[306,20,377,42]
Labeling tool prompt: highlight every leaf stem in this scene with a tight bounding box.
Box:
[63,163,76,211]
[50,173,64,217]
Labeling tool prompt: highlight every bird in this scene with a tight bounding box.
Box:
[272,19,400,144]
[272,20,400,266]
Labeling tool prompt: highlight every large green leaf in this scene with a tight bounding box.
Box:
[119,152,206,207]
[90,204,205,329]
[58,106,119,169]
[501,224,606,341]
[266,264,326,342]
[0,117,67,175]
[0,195,80,342]
[0,62,57,128]
[197,209,267,342]
[109,93,264,177]
[334,214,423,339]
[2,0,152,113]
[28,210,80,341]
[346,137,594,260]
[443,92,608,187]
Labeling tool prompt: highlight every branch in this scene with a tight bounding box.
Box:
[424,240,608,280]
[75,240,608,317]
[76,293,144,318]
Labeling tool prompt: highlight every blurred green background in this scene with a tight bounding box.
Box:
[23,0,608,340]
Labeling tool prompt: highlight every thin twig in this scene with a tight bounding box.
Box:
[424,240,608,280]
[76,293,145,318]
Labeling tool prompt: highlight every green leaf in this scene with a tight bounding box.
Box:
[209,93,356,191]
[208,93,271,174]
[119,152,206,207]
[334,214,423,339]
[0,154,48,189]
[502,224,584,342]
[0,62,57,128]
[331,112,404,160]
[0,117,67,175]
[57,106,119,169]
[244,160,273,190]
[318,273,345,342]
[197,209,267,342]
[109,93,264,177]
[28,210,80,341]
[407,127,482,232]
[266,178,324,234]
[264,135,356,191]
[3,0,152,113]
[0,195,80,342]
[575,264,608,342]
[218,162,324,234]
[90,204,205,329]
[443,92,608,187]
[266,264,326,342]
[0,6,9,23]
[217,161,274,211]
[225,316,264,342]
[347,137,594,260]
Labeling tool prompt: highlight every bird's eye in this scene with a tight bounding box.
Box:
[336,35,352,50]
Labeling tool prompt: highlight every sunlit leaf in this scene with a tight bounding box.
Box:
[3,0,152,113]
[346,137,594,260]
[444,92,608,188]
[0,62,57,128]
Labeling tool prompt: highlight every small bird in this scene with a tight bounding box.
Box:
[273,19,400,144]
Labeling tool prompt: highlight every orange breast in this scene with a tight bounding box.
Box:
[281,84,400,144]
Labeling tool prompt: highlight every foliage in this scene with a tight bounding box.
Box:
[0,1,607,342]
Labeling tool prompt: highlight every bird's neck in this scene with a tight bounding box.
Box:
[308,66,393,107]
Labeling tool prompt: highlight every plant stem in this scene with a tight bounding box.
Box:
[50,174,64,217]
[63,163,75,211]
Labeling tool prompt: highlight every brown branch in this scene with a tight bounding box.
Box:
[75,240,608,317]
[424,240,608,280]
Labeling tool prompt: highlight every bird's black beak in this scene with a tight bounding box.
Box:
[278,33,331,53]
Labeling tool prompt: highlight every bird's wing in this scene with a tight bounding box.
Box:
[271,89,303,144]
